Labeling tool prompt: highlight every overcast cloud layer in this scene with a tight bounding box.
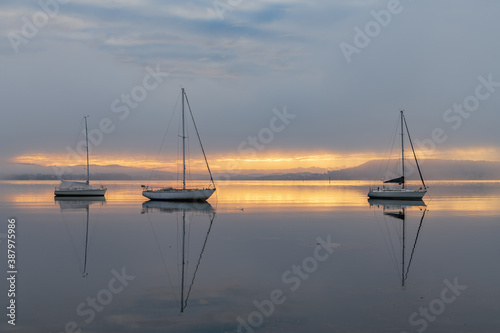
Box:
[1,0,499,173]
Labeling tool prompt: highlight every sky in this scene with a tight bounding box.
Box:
[1,0,500,176]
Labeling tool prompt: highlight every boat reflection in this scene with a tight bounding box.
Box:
[142,200,216,313]
[55,196,106,278]
[141,200,214,214]
[369,199,427,287]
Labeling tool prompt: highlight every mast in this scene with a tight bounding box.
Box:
[181,88,186,190]
[84,116,90,184]
[400,110,405,189]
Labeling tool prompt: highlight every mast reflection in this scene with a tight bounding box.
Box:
[55,196,106,278]
[142,200,216,313]
[368,199,427,287]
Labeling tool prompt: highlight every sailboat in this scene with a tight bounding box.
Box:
[142,88,216,201]
[142,201,216,313]
[369,199,427,286]
[368,110,427,199]
[55,116,107,196]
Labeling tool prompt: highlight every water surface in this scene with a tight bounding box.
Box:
[1,180,499,332]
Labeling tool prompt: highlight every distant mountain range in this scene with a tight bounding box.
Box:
[219,159,500,181]
[325,159,500,181]
[2,159,500,181]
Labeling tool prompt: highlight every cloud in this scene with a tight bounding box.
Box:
[1,0,500,175]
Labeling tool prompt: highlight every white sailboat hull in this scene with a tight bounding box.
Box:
[368,188,426,200]
[142,188,215,201]
[55,188,107,196]
[55,181,107,197]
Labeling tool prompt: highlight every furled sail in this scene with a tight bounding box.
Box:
[384,176,404,184]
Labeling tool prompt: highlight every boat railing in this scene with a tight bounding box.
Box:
[141,185,214,192]
[55,184,107,190]
[369,185,425,192]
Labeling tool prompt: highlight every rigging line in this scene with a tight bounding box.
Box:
[176,211,181,286]
[147,90,182,186]
[87,200,105,256]
[82,206,90,277]
[379,117,400,182]
[71,120,86,180]
[185,214,193,280]
[382,212,401,275]
[70,118,85,160]
[77,209,88,275]
[91,152,105,186]
[62,210,85,275]
[87,208,100,250]
[64,118,85,180]
[404,208,426,281]
[403,114,426,189]
[87,146,104,185]
[180,210,186,312]
[185,119,191,184]
[374,209,399,274]
[80,208,90,275]
[184,93,216,188]
[387,119,400,180]
[146,211,180,306]
[388,216,402,276]
[396,211,403,249]
[184,213,216,309]
[72,117,85,149]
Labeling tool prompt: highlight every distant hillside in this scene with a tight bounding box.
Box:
[222,159,500,181]
[0,164,208,181]
[2,159,500,181]
[325,159,500,181]
[213,159,500,181]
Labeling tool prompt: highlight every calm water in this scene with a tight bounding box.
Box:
[1,180,499,333]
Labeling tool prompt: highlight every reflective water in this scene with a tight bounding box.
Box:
[1,180,499,332]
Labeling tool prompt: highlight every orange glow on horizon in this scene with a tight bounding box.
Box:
[11,146,500,174]
[11,152,383,173]
[415,146,500,161]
